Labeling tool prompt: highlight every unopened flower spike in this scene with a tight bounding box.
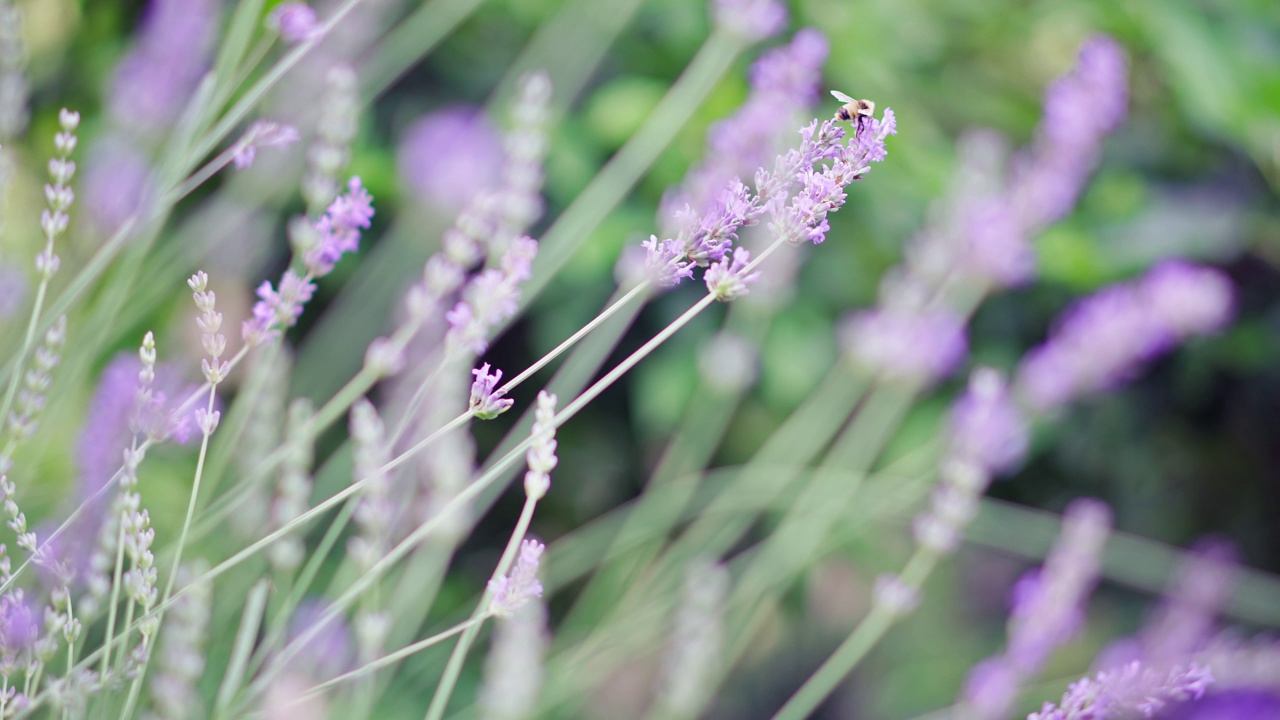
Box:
[470,363,514,420]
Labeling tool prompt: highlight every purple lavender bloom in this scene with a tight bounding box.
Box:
[470,363,514,420]
[948,367,1029,475]
[1015,263,1234,411]
[303,176,375,277]
[0,591,36,662]
[712,0,787,40]
[677,180,759,265]
[839,308,968,384]
[704,247,761,301]
[962,499,1112,719]
[1027,661,1214,720]
[242,270,318,345]
[666,29,829,222]
[1007,499,1111,669]
[1153,689,1280,720]
[398,107,505,212]
[643,236,696,288]
[489,539,545,617]
[446,236,540,355]
[108,0,217,133]
[962,196,1037,287]
[1012,36,1128,230]
[1140,260,1234,339]
[267,2,321,44]
[232,121,301,170]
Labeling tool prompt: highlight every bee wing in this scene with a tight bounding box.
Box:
[830,90,854,103]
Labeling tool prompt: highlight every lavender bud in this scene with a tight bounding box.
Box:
[489,540,546,617]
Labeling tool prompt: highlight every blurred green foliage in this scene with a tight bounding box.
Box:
[3,0,1278,716]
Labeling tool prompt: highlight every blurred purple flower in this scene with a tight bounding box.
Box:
[1153,689,1280,720]
[82,138,152,235]
[287,599,354,681]
[108,0,217,133]
[840,308,967,384]
[1015,263,1233,411]
[446,236,539,355]
[398,107,505,212]
[961,499,1112,719]
[1012,35,1128,231]
[1028,661,1213,720]
[0,591,36,661]
[948,367,1029,475]
[0,264,27,318]
[712,0,787,40]
[267,2,321,44]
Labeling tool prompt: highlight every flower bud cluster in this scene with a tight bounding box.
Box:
[0,476,32,555]
[470,363,514,420]
[523,391,558,501]
[7,314,65,445]
[654,560,730,717]
[303,65,358,213]
[36,109,79,281]
[268,398,314,572]
[148,563,211,720]
[347,399,392,574]
[189,272,228,400]
[243,178,375,346]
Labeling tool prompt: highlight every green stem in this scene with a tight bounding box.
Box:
[424,495,540,720]
[770,550,941,720]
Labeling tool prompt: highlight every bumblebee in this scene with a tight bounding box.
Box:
[830,90,876,136]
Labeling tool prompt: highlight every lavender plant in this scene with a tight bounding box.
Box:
[0,0,1272,718]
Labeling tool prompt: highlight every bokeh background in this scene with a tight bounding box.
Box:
[2,0,1279,717]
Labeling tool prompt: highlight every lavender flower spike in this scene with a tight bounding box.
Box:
[489,539,545,617]
[642,235,695,288]
[1015,262,1233,411]
[304,176,375,277]
[470,363,514,420]
[839,308,967,385]
[705,247,761,301]
[1027,661,1213,720]
[267,2,320,44]
[962,499,1112,720]
[523,391,558,501]
[712,0,786,40]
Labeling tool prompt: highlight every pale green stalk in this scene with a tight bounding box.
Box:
[213,580,271,719]
[424,495,541,720]
[771,549,942,720]
[297,616,489,701]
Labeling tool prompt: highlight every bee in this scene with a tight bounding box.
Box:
[830,90,876,136]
